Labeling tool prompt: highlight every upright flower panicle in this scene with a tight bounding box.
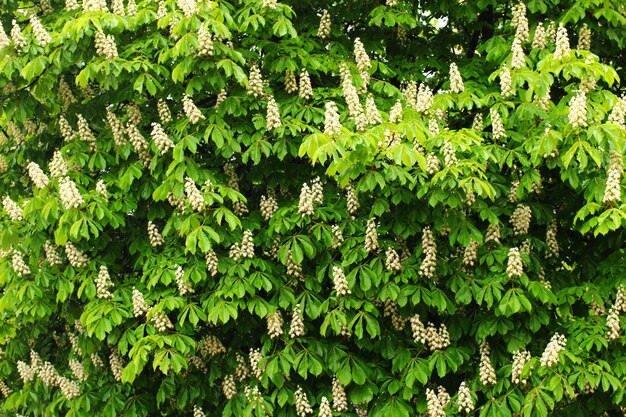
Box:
[449,63,464,93]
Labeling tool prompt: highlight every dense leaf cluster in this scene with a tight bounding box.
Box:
[0,0,625,417]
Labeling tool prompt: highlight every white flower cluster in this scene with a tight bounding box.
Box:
[58,79,77,110]
[267,311,284,339]
[286,250,303,281]
[183,95,205,124]
[260,192,278,220]
[65,242,89,268]
[111,0,124,15]
[346,184,359,215]
[94,30,118,60]
[289,305,305,338]
[59,116,75,143]
[317,10,331,38]
[284,70,298,93]
[554,23,570,60]
[0,380,12,398]
[132,287,149,317]
[215,89,227,108]
[479,340,497,385]
[30,14,52,47]
[568,90,587,128]
[328,225,344,250]
[82,0,107,12]
[109,352,124,381]
[196,335,226,359]
[69,358,87,382]
[0,24,10,49]
[353,37,371,87]
[443,140,457,166]
[577,23,591,50]
[229,230,254,260]
[175,266,193,296]
[95,180,108,200]
[389,100,403,123]
[332,377,348,411]
[95,265,114,299]
[545,220,559,258]
[606,285,626,341]
[177,0,197,16]
[532,23,547,49]
[197,26,214,56]
[419,227,437,279]
[295,386,313,417]
[77,114,96,148]
[298,178,323,216]
[415,83,434,113]
[511,2,529,41]
[224,162,248,216]
[39,361,59,387]
[12,251,30,276]
[457,381,474,413]
[463,239,479,267]
[339,64,367,131]
[185,176,205,212]
[151,311,173,332]
[59,176,84,209]
[608,95,626,128]
[57,376,80,400]
[385,299,408,331]
[364,218,379,253]
[206,249,219,276]
[426,153,441,175]
[299,69,313,100]
[90,353,104,369]
[11,20,27,51]
[410,315,450,350]
[7,121,25,144]
[147,221,164,247]
[428,118,440,136]
[265,95,282,130]
[490,108,506,139]
[44,241,61,265]
[500,64,515,98]
[603,150,622,204]
[247,65,265,98]
[17,360,34,383]
[49,150,68,178]
[68,331,82,355]
[262,0,276,8]
[249,348,264,379]
[150,122,174,153]
[510,204,532,235]
[3,196,23,221]
[234,353,249,380]
[449,63,464,93]
[385,247,402,271]
[332,265,351,296]
[511,349,531,384]
[506,247,524,278]
[318,396,332,417]
[324,101,342,135]
[157,100,173,124]
[105,110,126,147]
[365,94,382,125]
[540,333,567,367]
[512,36,525,68]
[193,405,205,417]
[222,375,237,399]
[426,386,450,417]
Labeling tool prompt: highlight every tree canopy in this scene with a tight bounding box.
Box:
[0,0,626,417]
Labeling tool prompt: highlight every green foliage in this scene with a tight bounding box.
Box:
[0,0,625,416]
